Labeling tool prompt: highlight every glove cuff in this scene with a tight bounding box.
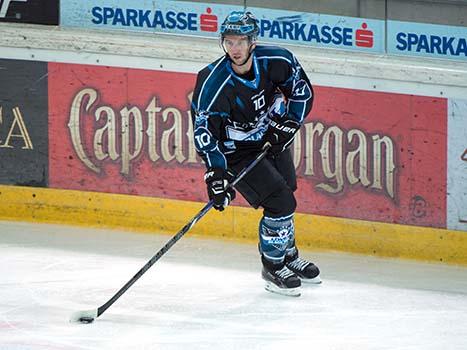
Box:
[204,167,225,184]
[269,117,300,134]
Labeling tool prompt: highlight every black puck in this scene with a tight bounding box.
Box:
[79,317,95,324]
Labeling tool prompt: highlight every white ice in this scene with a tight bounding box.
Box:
[1,220,467,350]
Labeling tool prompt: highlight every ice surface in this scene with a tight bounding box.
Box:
[1,220,467,350]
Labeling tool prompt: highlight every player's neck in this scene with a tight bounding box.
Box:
[236,64,255,81]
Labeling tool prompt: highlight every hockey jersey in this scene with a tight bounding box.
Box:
[191,45,314,169]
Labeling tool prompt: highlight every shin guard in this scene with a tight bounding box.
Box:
[259,215,295,264]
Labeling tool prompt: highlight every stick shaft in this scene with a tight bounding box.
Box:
[96,146,269,318]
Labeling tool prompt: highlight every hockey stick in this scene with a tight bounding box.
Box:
[70,144,270,323]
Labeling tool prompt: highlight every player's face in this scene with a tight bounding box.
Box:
[222,35,255,66]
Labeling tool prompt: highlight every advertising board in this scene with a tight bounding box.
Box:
[447,99,467,231]
[0,59,49,187]
[0,0,58,24]
[388,20,467,61]
[48,62,448,228]
[60,0,384,53]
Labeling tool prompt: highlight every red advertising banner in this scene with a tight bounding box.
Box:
[293,86,447,228]
[48,63,205,201]
[48,63,447,228]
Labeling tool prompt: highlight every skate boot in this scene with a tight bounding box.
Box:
[286,249,321,284]
[261,256,301,297]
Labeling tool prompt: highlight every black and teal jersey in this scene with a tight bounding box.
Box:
[191,44,314,169]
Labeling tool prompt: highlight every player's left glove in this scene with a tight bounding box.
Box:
[204,168,236,211]
[264,115,301,155]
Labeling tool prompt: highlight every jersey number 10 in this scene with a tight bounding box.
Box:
[253,95,265,111]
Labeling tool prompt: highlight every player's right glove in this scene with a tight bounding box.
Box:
[264,116,301,155]
[263,93,301,155]
[204,168,236,211]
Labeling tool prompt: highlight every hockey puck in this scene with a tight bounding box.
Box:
[79,317,95,324]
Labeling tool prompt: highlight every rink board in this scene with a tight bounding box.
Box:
[1,39,466,265]
[47,62,448,229]
[0,59,49,187]
[0,185,466,265]
[447,99,467,231]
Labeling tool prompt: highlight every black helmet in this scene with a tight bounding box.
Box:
[220,11,259,40]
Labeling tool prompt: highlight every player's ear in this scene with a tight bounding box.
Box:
[249,41,257,53]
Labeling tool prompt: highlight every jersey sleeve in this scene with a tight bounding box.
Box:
[272,50,314,123]
[191,66,229,170]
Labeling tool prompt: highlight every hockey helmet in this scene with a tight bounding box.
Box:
[220,11,259,40]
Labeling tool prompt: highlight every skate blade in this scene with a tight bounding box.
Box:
[264,281,301,297]
[301,275,322,284]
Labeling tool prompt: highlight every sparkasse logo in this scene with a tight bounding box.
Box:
[200,7,217,32]
[91,6,219,33]
[259,18,374,48]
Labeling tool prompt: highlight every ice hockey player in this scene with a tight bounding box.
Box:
[191,10,321,296]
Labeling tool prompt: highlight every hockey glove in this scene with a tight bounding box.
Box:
[264,116,301,155]
[204,168,236,211]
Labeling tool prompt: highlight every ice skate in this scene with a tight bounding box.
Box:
[262,264,301,297]
[286,250,321,284]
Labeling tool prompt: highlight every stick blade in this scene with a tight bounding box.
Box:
[70,309,98,324]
